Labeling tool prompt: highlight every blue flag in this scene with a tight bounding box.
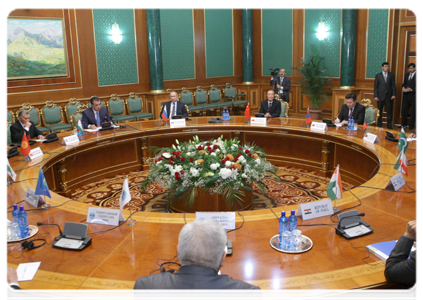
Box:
[35,168,51,198]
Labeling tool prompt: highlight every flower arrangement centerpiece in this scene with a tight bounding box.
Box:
[141,136,281,211]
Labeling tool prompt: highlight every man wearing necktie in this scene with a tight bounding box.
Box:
[81,96,113,129]
[374,62,396,129]
[270,68,291,103]
[160,91,188,120]
[10,110,45,143]
[334,93,365,126]
[401,63,416,130]
[259,89,282,118]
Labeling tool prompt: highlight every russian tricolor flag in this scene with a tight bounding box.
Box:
[161,105,168,122]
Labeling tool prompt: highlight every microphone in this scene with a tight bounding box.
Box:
[37,222,63,236]
[337,212,365,229]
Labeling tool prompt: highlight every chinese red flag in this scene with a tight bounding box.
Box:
[244,103,250,119]
[21,133,31,156]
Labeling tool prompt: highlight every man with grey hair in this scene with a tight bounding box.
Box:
[134,220,259,289]
[160,91,188,119]
[10,110,45,143]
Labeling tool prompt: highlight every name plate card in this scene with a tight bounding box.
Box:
[170,119,186,128]
[62,135,80,145]
[25,147,43,162]
[296,199,334,220]
[385,172,406,191]
[87,207,124,226]
[25,188,45,208]
[363,133,380,144]
[250,117,267,125]
[311,122,328,131]
[196,212,235,230]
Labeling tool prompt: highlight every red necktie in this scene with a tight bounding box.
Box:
[349,109,353,117]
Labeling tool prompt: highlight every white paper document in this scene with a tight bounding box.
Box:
[54,237,84,249]
[17,261,41,281]
[344,225,371,238]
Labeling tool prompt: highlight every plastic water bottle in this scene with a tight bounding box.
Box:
[288,210,297,231]
[351,116,355,130]
[226,109,230,120]
[278,211,289,248]
[12,204,21,238]
[224,109,228,120]
[347,116,351,130]
[18,206,29,238]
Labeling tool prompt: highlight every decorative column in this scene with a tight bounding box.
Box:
[242,9,254,84]
[340,9,357,88]
[146,9,164,92]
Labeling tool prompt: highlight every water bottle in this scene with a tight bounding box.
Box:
[226,109,230,120]
[224,109,228,120]
[288,210,297,231]
[221,109,224,119]
[347,116,351,130]
[18,206,29,238]
[12,204,21,238]
[278,211,289,248]
[351,116,355,130]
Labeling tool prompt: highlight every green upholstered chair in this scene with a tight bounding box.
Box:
[208,85,225,110]
[41,100,73,132]
[179,87,201,114]
[108,94,136,123]
[7,110,15,124]
[276,94,289,117]
[224,82,248,108]
[192,86,208,114]
[64,98,81,123]
[7,123,12,145]
[126,92,154,120]
[360,98,379,126]
[17,103,49,134]
[69,104,88,129]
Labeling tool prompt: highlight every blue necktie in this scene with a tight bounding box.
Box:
[96,111,101,126]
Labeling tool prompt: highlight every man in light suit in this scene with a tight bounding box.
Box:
[134,220,259,289]
[82,96,113,129]
[160,91,188,119]
[401,63,416,130]
[259,89,281,118]
[270,68,291,103]
[374,62,396,129]
[335,93,365,125]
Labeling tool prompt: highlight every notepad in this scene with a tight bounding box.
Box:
[17,261,41,281]
[366,240,416,262]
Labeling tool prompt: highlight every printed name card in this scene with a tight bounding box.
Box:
[250,117,267,125]
[310,122,328,131]
[363,133,380,144]
[385,172,406,191]
[25,147,43,161]
[296,199,334,220]
[62,134,80,145]
[87,207,124,226]
[195,212,235,230]
[170,119,186,128]
[25,188,45,208]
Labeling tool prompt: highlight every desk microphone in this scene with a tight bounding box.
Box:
[37,222,63,236]
[337,212,365,230]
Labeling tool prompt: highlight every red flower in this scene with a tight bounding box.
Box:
[197,145,203,150]
[206,143,210,147]
[180,170,185,174]
[221,159,226,164]
[245,149,250,154]
[234,157,238,162]
[155,159,159,162]
[231,165,236,169]
[172,151,176,155]
[175,172,181,181]
[171,156,175,160]
[237,153,242,157]
[190,157,194,163]
[180,157,185,162]
[214,144,218,149]
[169,160,174,165]
[238,146,242,150]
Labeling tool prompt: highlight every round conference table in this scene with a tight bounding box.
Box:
[7,116,416,292]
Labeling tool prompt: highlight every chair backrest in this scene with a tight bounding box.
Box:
[224,83,237,99]
[7,110,15,124]
[276,94,289,117]
[17,103,42,127]
[7,123,12,145]
[127,92,143,114]
[209,85,221,103]
[70,104,88,129]
[360,98,379,125]
[180,87,193,106]
[108,94,125,116]
[195,86,207,105]
[64,98,81,122]
[42,100,65,125]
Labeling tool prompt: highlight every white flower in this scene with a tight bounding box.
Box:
[237,156,246,164]
[156,161,162,166]
[210,163,220,170]
[255,158,261,165]
[190,167,199,177]
[210,152,216,156]
[171,165,183,176]
[241,173,248,178]
[163,152,171,159]
[225,161,232,167]
[219,168,232,180]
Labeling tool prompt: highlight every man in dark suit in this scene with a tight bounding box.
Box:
[401,63,416,130]
[10,110,45,144]
[374,62,396,129]
[334,93,365,125]
[384,220,416,286]
[134,220,259,289]
[160,91,188,119]
[82,96,113,129]
[259,89,281,118]
[270,68,291,103]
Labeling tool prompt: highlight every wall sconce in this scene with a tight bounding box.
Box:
[316,21,328,40]
[110,22,122,44]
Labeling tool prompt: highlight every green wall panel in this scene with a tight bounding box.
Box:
[305,9,341,78]
[366,9,389,79]
[160,9,195,81]
[93,9,138,86]
[262,9,293,76]
[205,9,233,78]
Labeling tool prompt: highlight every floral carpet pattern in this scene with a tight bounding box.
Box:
[70,166,353,212]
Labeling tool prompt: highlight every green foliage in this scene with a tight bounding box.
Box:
[293,44,332,110]
[7,55,66,78]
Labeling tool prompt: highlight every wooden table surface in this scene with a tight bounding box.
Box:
[6,116,416,291]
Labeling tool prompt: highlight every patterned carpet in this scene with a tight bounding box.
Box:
[70,167,353,212]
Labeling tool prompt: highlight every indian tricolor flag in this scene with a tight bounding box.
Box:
[326,165,343,201]
[7,158,16,182]
[394,148,408,177]
[76,118,84,135]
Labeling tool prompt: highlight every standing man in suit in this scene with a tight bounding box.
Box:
[10,110,45,143]
[270,68,291,103]
[82,96,113,129]
[374,62,396,129]
[160,91,188,119]
[134,220,259,289]
[259,89,281,118]
[334,93,366,125]
[401,63,416,130]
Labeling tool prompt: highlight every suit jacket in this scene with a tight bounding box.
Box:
[259,99,281,118]
[402,72,416,100]
[160,101,188,119]
[10,120,44,144]
[337,102,366,125]
[134,265,260,289]
[270,77,291,102]
[81,107,112,129]
[374,72,396,101]
[384,235,416,286]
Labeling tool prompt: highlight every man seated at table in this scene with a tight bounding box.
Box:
[160,91,188,119]
[134,220,260,289]
[82,96,113,129]
[384,220,416,286]
[334,93,365,125]
[10,110,45,144]
[259,89,281,118]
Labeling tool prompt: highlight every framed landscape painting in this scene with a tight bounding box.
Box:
[7,17,69,80]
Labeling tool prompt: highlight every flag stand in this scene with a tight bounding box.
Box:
[41,190,50,209]
[126,208,137,226]
[332,199,339,213]
[7,175,13,186]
